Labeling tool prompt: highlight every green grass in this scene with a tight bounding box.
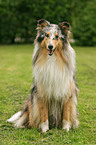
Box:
[0,45,96,145]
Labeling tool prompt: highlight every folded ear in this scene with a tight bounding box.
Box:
[59,22,70,35]
[37,19,50,30]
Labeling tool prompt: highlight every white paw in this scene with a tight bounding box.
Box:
[72,119,79,129]
[14,121,24,128]
[39,120,49,133]
[62,120,71,131]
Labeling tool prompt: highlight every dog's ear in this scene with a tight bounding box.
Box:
[37,19,50,30]
[59,22,70,35]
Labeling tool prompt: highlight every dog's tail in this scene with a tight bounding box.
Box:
[6,111,22,123]
[6,111,28,128]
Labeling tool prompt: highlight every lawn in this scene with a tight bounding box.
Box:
[0,45,96,145]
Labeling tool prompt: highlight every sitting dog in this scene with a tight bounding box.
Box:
[7,19,79,132]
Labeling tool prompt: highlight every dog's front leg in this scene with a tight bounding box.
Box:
[38,98,49,132]
[62,98,72,131]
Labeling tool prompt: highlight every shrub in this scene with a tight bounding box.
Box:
[72,0,96,46]
[0,0,72,44]
[0,0,95,45]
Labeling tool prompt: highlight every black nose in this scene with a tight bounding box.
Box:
[48,45,53,50]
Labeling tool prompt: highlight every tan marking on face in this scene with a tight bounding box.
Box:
[35,38,48,66]
[54,39,69,69]
[53,39,59,47]
[44,37,50,49]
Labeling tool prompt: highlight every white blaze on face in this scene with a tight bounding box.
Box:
[47,27,58,56]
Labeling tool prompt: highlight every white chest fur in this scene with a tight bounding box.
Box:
[33,54,73,101]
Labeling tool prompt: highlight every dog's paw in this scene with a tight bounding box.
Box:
[62,120,71,131]
[39,120,49,133]
[14,122,24,128]
[72,119,79,129]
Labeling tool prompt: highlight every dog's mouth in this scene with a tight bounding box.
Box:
[48,48,56,56]
[48,49,54,56]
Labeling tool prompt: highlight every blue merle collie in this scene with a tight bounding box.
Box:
[7,19,79,132]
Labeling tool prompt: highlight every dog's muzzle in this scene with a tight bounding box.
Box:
[48,45,56,56]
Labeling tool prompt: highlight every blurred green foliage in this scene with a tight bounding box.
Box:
[0,0,96,45]
[72,0,96,46]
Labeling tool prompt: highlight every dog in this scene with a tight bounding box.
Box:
[7,19,79,132]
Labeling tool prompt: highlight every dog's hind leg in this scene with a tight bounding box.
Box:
[14,111,28,128]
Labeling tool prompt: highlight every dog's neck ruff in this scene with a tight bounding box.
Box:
[33,43,76,101]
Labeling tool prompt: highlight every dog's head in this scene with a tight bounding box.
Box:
[36,19,70,56]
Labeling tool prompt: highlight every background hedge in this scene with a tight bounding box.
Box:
[0,0,96,46]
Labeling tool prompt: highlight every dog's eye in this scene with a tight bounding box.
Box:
[55,33,59,39]
[46,33,49,38]
[37,33,45,42]
[55,35,59,39]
